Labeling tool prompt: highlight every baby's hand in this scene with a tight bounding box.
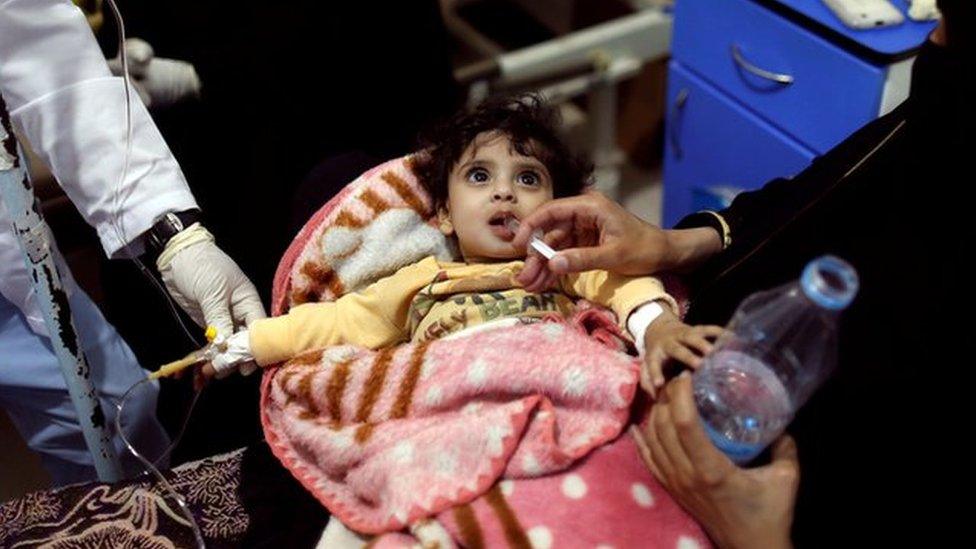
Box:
[641,318,724,396]
[195,330,257,390]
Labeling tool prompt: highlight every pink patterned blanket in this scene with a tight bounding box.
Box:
[261,311,709,547]
[262,155,707,547]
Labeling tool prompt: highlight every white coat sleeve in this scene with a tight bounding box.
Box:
[0,0,198,257]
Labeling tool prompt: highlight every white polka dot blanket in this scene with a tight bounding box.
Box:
[261,156,707,547]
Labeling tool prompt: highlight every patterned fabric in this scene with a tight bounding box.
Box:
[0,444,330,548]
[273,155,456,315]
[261,313,639,534]
[432,436,710,549]
[408,276,576,344]
[262,309,710,548]
[1,449,248,548]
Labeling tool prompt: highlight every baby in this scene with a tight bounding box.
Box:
[205,96,718,394]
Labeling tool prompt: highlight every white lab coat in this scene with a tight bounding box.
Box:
[0,0,197,336]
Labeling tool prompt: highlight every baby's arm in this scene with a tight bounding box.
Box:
[558,269,718,396]
[204,258,439,379]
[202,295,404,380]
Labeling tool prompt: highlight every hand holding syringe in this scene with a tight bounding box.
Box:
[505,217,557,260]
[505,216,562,293]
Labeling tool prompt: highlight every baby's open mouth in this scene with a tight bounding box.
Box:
[488,211,517,226]
[487,212,518,241]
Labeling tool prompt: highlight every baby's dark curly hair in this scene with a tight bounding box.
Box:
[412,94,592,208]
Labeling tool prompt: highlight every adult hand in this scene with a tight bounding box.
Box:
[107,38,202,109]
[513,192,673,292]
[157,223,266,338]
[632,373,799,549]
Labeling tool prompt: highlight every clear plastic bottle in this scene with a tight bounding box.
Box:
[693,255,859,464]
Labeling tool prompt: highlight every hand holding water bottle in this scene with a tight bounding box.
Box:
[632,373,800,549]
[695,255,859,464]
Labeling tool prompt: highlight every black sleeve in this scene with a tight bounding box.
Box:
[680,101,910,288]
[725,105,907,251]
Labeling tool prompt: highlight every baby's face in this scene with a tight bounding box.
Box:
[439,132,554,263]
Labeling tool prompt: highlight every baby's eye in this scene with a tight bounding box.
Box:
[517,171,541,187]
[466,168,490,184]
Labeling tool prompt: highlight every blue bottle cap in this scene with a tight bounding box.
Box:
[801,255,859,311]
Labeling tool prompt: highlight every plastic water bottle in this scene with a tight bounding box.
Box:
[693,255,859,464]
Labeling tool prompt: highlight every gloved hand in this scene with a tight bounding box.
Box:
[107,38,202,109]
[157,223,267,371]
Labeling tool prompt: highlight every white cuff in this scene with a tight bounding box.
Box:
[627,301,665,356]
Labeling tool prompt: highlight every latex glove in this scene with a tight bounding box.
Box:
[107,38,201,109]
[157,223,267,342]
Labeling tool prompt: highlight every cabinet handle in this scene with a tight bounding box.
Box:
[669,88,689,159]
[730,44,794,85]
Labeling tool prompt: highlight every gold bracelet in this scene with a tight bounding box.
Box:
[674,210,732,250]
[701,211,732,250]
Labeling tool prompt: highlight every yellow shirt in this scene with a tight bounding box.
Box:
[249,256,677,366]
